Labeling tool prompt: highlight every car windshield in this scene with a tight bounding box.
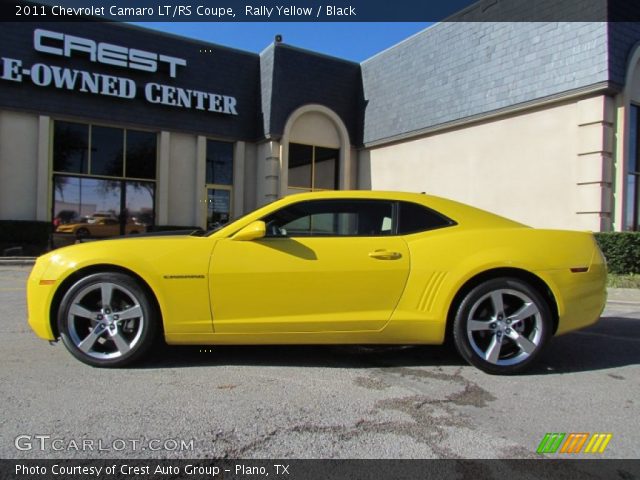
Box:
[199,212,249,237]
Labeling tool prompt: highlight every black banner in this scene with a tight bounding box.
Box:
[2,459,640,480]
[2,0,640,22]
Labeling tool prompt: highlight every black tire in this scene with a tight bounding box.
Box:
[75,228,90,239]
[452,277,552,375]
[57,272,158,367]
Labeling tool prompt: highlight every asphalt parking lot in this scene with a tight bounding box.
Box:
[1,265,639,459]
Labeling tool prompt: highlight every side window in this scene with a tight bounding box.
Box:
[397,201,454,234]
[263,200,393,237]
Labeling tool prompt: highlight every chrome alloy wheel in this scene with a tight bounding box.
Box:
[466,288,543,366]
[65,281,145,361]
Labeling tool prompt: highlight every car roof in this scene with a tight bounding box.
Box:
[212,190,526,238]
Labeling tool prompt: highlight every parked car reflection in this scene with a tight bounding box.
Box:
[55,217,145,238]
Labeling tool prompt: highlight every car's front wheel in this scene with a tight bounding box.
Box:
[452,278,552,374]
[57,272,158,367]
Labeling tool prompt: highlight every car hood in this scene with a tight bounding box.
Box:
[38,234,216,277]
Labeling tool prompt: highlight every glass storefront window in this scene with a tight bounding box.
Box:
[207,188,231,230]
[91,126,124,177]
[205,140,234,230]
[53,176,155,238]
[53,121,89,174]
[52,120,157,239]
[125,181,155,227]
[125,130,157,179]
[314,147,339,190]
[206,140,233,185]
[288,143,313,189]
[288,143,339,193]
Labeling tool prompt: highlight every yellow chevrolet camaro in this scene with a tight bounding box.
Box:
[27,191,606,374]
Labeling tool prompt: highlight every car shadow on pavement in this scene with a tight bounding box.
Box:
[528,315,640,375]
[138,315,640,374]
[140,343,465,370]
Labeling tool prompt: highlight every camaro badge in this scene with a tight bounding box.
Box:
[163,275,206,279]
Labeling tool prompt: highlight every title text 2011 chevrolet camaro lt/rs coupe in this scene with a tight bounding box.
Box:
[27,191,606,374]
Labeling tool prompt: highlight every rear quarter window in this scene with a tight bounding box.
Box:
[397,201,455,234]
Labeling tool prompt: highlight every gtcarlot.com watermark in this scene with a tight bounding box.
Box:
[15,435,195,452]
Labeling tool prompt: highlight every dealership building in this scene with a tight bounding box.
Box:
[1,13,640,235]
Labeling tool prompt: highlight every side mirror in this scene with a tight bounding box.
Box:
[232,221,266,241]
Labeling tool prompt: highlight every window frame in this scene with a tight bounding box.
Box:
[52,120,158,182]
[287,142,340,193]
[51,119,158,235]
[261,199,456,238]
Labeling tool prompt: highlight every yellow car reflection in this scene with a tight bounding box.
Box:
[56,218,145,238]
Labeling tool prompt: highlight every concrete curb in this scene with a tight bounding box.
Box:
[0,257,36,266]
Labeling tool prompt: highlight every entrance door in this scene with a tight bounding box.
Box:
[206,187,231,230]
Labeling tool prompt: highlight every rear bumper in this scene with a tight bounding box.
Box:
[541,257,607,336]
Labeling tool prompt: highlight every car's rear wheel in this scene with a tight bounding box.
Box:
[452,277,552,374]
[57,272,158,367]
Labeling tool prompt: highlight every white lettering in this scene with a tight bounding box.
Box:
[0,57,23,81]
[79,71,99,93]
[31,63,52,86]
[128,49,156,73]
[64,34,96,61]
[145,82,161,103]
[14,435,32,451]
[193,91,207,110]
[158,54,187,78]
[97,43,128,68]
[208,93,223,112]
[223,95,238,115]
[161,84,176,105]
[32,29,186,78]
[34,29,63,56]
[50,65,78,89]
[143,82,237,114]
[176,88,192,108]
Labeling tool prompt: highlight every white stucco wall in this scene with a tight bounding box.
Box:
[363,95,614,231]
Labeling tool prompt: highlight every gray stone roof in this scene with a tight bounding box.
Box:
[361,22,612,145]
[260,44,363,144]
[609,22,640,86]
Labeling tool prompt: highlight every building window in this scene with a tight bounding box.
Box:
[288,143,339,194]
[205,139,234,230]
[627,105,640,231]
[52,121,156,238]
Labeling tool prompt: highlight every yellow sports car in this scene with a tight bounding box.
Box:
[27,191,606,374]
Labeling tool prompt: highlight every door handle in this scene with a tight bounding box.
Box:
[368,250,402,260]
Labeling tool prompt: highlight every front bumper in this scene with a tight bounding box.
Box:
[26,258,58,340]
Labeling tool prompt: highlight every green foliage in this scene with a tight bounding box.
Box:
[594,232,640,274]
[607,274,640,289]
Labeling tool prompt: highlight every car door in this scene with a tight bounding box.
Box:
[209,199,410,334]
